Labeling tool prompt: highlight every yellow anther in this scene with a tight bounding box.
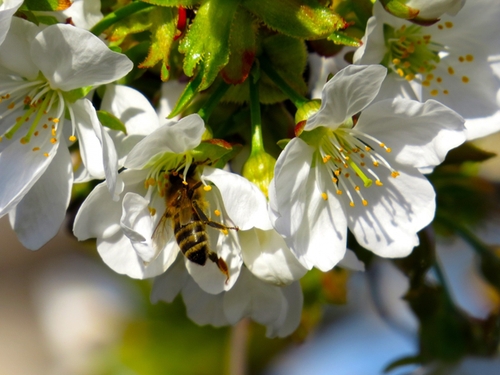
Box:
[458,56,465,62]
[43,152,49,157]
[403,61,411,69]
[52,118,60,123]
[182,180,188,185]
[392,58,401,65]
[20,137,27,144]
[214,209,221,216]
[405,74,415,81]
[365,146,371,151]
[43,124,48,129]
[438,24,444,30]
[386,148,392,153]
[222,229,229,235]
[375,180,383,186]
[148,207,156,216]
[373,161,379,167]
[323,155,332,163]
[145,178,156,187]
[447,67,455,75]
[34,131,39,136]
[0,136,2,142]
[443,90,449,95]
[399,36,406,43]
[430,89,439,96]
[465,54,474,62]
[362,200,368,206]
[436,77,442,83]
[50,138,57,144]
[7,102,15,109]
[204,185,212,192]
[391,171,400,178]
[397,68,405,77]
[32,147,40,152]
[321,193,328,201]
[336,190,342,195]
[462,76,470,83]
[344,173,350,178]
[334,169,341,176]
[51,128,57,136]
[354,186,360,192]
[444,21,453,28]
[426,74,434,80]
[69,135,77,142]
[332,177,338,183]
[349,202,355,207]
[422,81,431,87]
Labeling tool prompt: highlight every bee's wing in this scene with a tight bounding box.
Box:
[151,212,174,259]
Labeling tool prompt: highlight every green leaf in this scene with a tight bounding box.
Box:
[22,0,72,11]
[383,355,423,373]
[242,0,346,40]
[168,67,205,118]
[441,142,497,165]
[106,7,154,46]
[179,0,240,90]
[220,6,257,85]
[62,86,93,103]
[193,139,234,165]
[97,110,128,135]
[138,7,178,81]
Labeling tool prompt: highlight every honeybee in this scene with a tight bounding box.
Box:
[153,166,238,282]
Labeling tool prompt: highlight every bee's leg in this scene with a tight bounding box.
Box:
[192,201,239,232]
[187,181,203,199]
[208,251,230,284]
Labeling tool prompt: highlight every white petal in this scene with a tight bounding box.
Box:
[182,278,229,327]
[151,255,189,303]
[223,267,286,327]
[338,249,365,272]
[73,99,105,179]
[9,141,72,250]
[0,17,39,79]
[31,24,132,92]
[120,192,157,263]
[356,98,465,171]
[305,65,387,130]
[0,122,57,216]
[353,13,387,66]
[347,165,435,258]
[406,0,464,20]
[60,0,103,30]
[0,0,24,46]
[101,84,160,166]
[73,169,147,240]
[125,114,205,170]
[202,167,272,230]
[271,281,303,338]
[239,228,307,285]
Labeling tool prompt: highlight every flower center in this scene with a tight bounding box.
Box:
[382,21,475,97]
[0,75,77,157]
[382,23,441,81]
[318,125,399,207]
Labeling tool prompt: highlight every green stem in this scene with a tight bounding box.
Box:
[248,71,264,154]
[436,212,494,258]
[90,1,153,36]
[259,55,308,108]
[197,80,231,123]
[433,260,455,309]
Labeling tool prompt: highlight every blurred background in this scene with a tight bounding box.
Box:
[2,177,500,375]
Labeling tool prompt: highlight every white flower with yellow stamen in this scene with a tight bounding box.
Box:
[269,64,466,272]
[0,18,132,249]
[354,0,500,140]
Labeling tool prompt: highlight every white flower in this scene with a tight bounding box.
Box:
[74,114,304,293]
[151,256,303,338]
[0,19,132,249]
[36,0,103,30]
[354,0,500,140]
[269,64,466,271]
[0,0,23,46]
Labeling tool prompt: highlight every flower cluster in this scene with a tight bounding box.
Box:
[2,0,500,356]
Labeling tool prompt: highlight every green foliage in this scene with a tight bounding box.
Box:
[97,110,128,135]
[22,0,72,11]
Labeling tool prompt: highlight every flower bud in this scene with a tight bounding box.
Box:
[294,99,321,137]
[242,151,276,197]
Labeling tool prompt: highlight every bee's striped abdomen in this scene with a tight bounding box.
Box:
[174,217,209,265]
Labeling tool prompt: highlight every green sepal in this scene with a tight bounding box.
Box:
[220,6,257,85]
[22,0,72,11]
[327,31,362,47]
[277,139,291,150]
[62,86,93,103]
[179,0,240,90]
[299,126,328,148]
[137,7,178,82]
[139,0,198,6]
[97,110,128,135]
[379,0,419,20]
[36,15,60,26]
[192,139,234,165]
[441,142,497,165]
[242,0,346,40]
[224,33,308,104]
[383,356,423,373]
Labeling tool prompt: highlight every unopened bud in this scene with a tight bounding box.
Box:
[380,0,464,25]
